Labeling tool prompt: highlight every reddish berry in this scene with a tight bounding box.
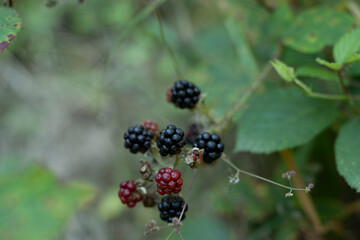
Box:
[141,120,159,135]
[166,86,172,103]
[155,168,183,195]
[118,180,142,208]
[186,123,201,144]
[187,151,203,168]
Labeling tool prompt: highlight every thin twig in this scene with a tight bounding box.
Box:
[222,155,307,191]
[179,231,184,240]
[337,70,353,103]
[347,1,360,24]
[337,70,360,115]
[216,45,283,132]
[165,229,175,240]
[179,169,197,221]
[345,199,360,216]
[255,0,274,12]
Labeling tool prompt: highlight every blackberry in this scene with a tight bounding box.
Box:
[170,80,201,109]
[193,132,224,163]
[124,125,154,154]
[158,196,188,223]
[118,180,142,208]
[155,168,183,195]
[156,125,186,156]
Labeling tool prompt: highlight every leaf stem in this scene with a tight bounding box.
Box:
[293,78,360,101]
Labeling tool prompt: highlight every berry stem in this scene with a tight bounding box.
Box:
[196,99,218,125]
[222,155,307,191]
[179,169,197,221]
[173,155,181,168]
[165,229,175,240]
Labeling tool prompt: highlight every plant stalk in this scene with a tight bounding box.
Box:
[280,149,324,237]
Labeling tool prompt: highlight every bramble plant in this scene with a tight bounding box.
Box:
[118,79,314,238]
[2,0,360,239]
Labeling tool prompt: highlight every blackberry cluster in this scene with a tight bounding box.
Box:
[118,180,142,208]
[193,132,224,163]
[155,168,183,195]
[170,80,201,109]
[158,196,188,223]
[156,125,186,156]
[124,125,154,154]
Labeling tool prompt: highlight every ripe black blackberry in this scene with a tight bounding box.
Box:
[158,196,188,223]
[193,132,224,163]
[170,80,201,109]
[156,125,186,156]
[124,125,154,154]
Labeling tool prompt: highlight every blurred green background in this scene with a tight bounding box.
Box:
[1,0,360,239]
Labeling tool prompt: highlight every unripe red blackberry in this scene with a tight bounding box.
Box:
[186,123,201,144]
[193,132,224,163]
[158,196,188,223]
[169,80,201,109]
[156,125,186,156]
[155,168,183,195]
[118,180,142,208]
[124,125,154,154]
[141,120,159,135]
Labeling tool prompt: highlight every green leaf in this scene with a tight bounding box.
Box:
[0,7,22,52]
[283,7,354,53]
[235,88,337,153]
[296,66,338,81]
[268,3,294,38]
[345,53,360,64]
[335,118,360,192]
[334,28,360,64]
[0,165,95,240]
[316,57,342,70]
[270,59,296,82]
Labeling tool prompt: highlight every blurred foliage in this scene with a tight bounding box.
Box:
[1,0,360,240]
[0,159,94,240]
